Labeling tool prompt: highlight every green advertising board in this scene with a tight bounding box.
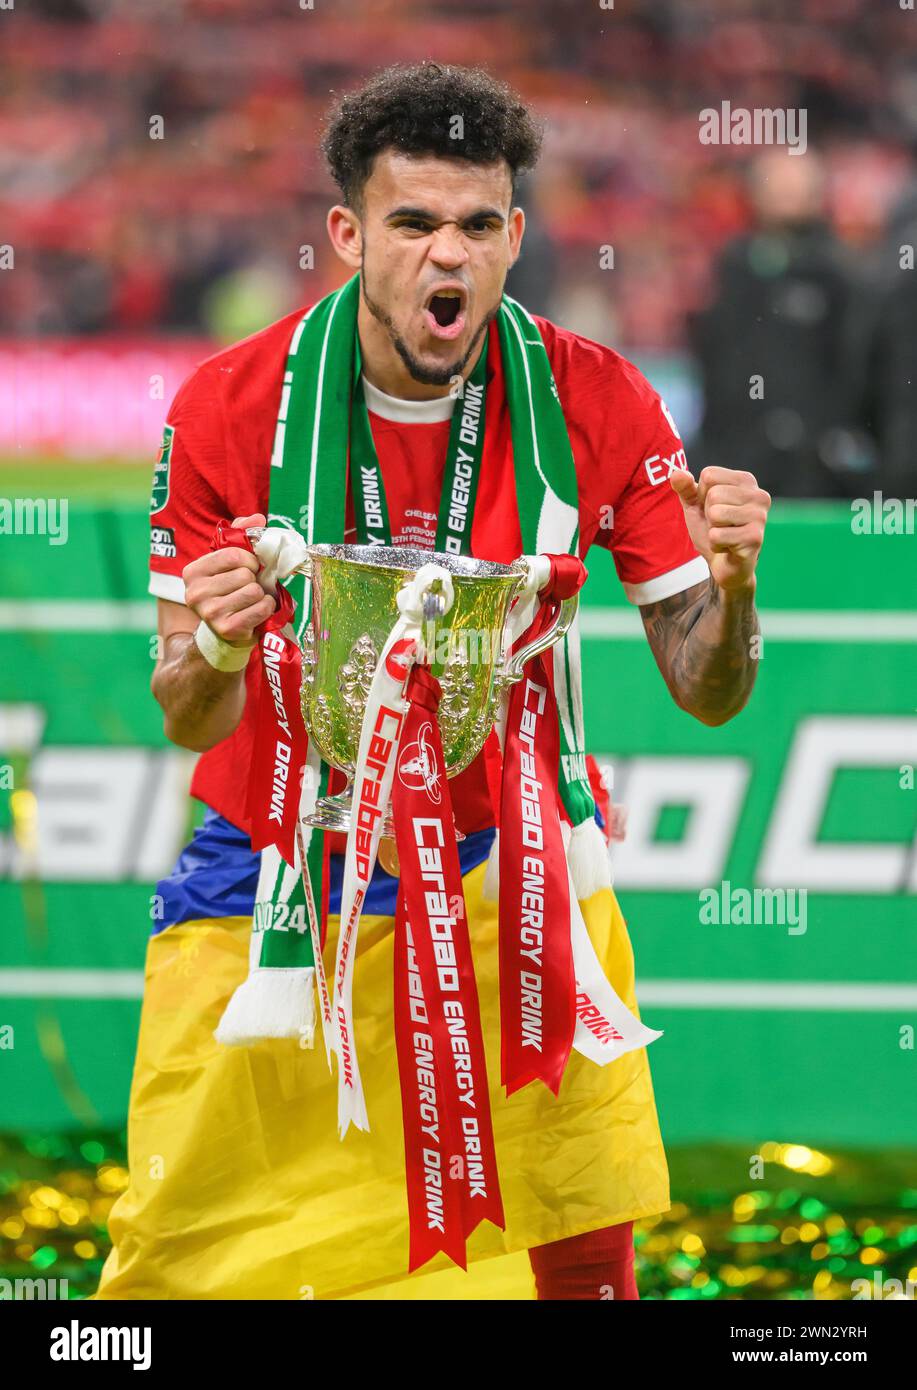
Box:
[1,503,915,1147]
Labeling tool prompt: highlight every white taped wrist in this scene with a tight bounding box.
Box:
[194,621,255,672]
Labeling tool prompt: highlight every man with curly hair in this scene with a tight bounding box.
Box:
[96,62,769,1301]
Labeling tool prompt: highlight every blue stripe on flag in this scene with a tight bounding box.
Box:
[152,809,496,933]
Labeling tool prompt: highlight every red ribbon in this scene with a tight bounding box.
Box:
[208,521,307,867]
[391,665,505,1271]
[498,553,587,1096]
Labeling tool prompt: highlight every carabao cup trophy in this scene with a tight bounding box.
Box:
[291,544,577,838]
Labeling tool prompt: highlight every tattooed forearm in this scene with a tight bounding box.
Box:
[640,578,760,726]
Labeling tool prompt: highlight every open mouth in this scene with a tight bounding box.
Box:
[423,287,467,340]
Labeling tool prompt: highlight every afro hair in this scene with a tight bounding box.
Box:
[321,62,543,209]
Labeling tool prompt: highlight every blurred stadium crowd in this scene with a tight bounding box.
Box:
[3,0,917,495]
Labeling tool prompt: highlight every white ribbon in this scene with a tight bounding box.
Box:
[569,879,662,1064]
[252,526,310,596]
[297,741,334,1066]
[332,564,454,1137]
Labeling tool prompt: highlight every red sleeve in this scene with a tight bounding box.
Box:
[602,384,709,605]
[535,318,708,608]
[148,362,228,603]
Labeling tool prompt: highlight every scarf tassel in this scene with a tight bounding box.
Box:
[214,966,316,1048]
[482,816,611,903]
[566,817,613,897]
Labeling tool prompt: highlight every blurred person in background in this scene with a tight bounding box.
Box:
[690,150,877,499]
[855,84,917,500]
[503,189,558,319]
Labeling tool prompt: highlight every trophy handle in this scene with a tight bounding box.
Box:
[244,526,312,578]
[501,592,579,685]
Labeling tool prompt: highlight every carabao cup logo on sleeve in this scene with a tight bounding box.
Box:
[150,423,175,514]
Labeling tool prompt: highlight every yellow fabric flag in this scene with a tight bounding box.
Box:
[95,864,669,1300]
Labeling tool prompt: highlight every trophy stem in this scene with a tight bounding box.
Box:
[302,783,394,838]
[302,783,465,845]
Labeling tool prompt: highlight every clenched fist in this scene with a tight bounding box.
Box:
[669,467,771,593]
[182,512,276,646]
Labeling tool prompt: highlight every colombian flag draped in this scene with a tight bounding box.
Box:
[95,866,668,1300]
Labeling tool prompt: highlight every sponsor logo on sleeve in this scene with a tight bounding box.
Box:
[643,446,689,486]
[150,525,176,559]
[660,397,681,440]
[641,399,689,485]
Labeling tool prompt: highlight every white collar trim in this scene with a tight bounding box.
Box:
[361,374,455,424]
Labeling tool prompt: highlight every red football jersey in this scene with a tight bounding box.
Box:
[149,305,708,834]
